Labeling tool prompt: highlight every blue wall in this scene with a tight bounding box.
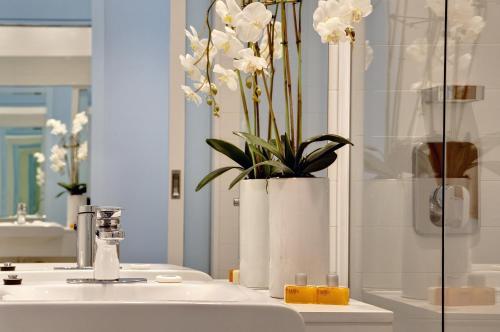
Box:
[0,0,91,25]
[91,0,170,263]
[183,0,212,273]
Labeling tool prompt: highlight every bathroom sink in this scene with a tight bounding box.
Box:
[0,263,212,282]
[0,281,305,332]
[1,282,249,302]
[0,221,65,238]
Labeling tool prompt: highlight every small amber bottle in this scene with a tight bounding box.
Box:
[284,273,317,304]
[317,274,350,305]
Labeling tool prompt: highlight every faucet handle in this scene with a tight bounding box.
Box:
[95,207,122,229]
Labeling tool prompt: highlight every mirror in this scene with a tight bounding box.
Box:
[0,22,90,262]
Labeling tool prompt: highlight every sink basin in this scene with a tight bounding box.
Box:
[0,263,212,282]
[1,282,250,302]
[0,221,64,238]
[0,281,305,332]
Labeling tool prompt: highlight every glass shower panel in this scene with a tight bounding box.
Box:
[444,0,500,330]
[350,0,447,331]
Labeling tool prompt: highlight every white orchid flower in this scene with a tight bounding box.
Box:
[214,64,238,91]
[33,152,45,164]
[316,17,350,44]
[233,48,268,74]
[46,119,68,136]
[260,21,283,61]
[49,145,67,173]
[235,2,273,43]
[72,112,88,135]
[179,54,202,81]
[181,85,203,106]
[194,77,217,95]
[77,141,88,161]
[215,0,242,26]
[212,27,244,58]
[346,0,373,23]
[185,26,206,55]
[36,167,45,187]
[313,0,352,30]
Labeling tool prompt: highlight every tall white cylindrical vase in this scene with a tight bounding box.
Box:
[239,179,269,288]
[67,194,86,228]
[268,178,330,298]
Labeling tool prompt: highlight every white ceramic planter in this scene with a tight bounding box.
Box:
[268,178,330,298]
[67,194,86,228]
[239,179,269,289]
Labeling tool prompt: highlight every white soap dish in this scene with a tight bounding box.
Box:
[156,275,183,283]
[129,264,152,270]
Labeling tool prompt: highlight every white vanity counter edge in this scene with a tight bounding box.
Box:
[254,289,394,332]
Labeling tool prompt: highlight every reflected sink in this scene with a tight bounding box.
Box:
[0,221,65,238]
[0,281,305,332]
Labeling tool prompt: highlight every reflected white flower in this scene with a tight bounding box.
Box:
[72,112,88,135]
[233,48,268,74]
[235,2,273,43]
[212,27,244,58]
[181,85,203,106]
[346,0,373,23]
[214,64,238,91]
[260,21,283,61]
[425,0,445,17]
[77,141,88,161]
[215,0,242,26]
[49,145,67,173]
[46,119,68,136]
[450,15,485,42]
[365,40,374,71]
[33,152,45,164]
[406,38,428,63]
[36,167,45,187]
[179,54,202,81]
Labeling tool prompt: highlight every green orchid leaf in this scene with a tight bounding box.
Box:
[207,139,253,169]
[296,134,353,160]
[196,166,243,192]
[303,142,339,164]
[234,132,285,163]
[282,133,295,169]
[229,160,294,190]
[302,152,338,174]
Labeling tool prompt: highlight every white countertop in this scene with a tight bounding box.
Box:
[364,289,500,320]
[257,290,394,324]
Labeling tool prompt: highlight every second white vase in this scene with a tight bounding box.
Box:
[239,179,269,288]
[268,177,330,298]
[67,194,86,228]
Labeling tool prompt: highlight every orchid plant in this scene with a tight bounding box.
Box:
[179,0,373,190]
[45,112,89,197]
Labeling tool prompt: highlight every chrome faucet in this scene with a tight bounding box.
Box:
[15,203,27,224]
[76,206,124,280]
[94,207,124,280]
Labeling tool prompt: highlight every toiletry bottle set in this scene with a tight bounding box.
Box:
[285,273,350,305]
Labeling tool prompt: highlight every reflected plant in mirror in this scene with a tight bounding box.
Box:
[46,112,89,197]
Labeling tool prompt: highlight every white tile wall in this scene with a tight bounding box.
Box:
[350,0,500,300]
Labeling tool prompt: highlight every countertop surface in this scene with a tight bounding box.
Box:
[257,290,394,323]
